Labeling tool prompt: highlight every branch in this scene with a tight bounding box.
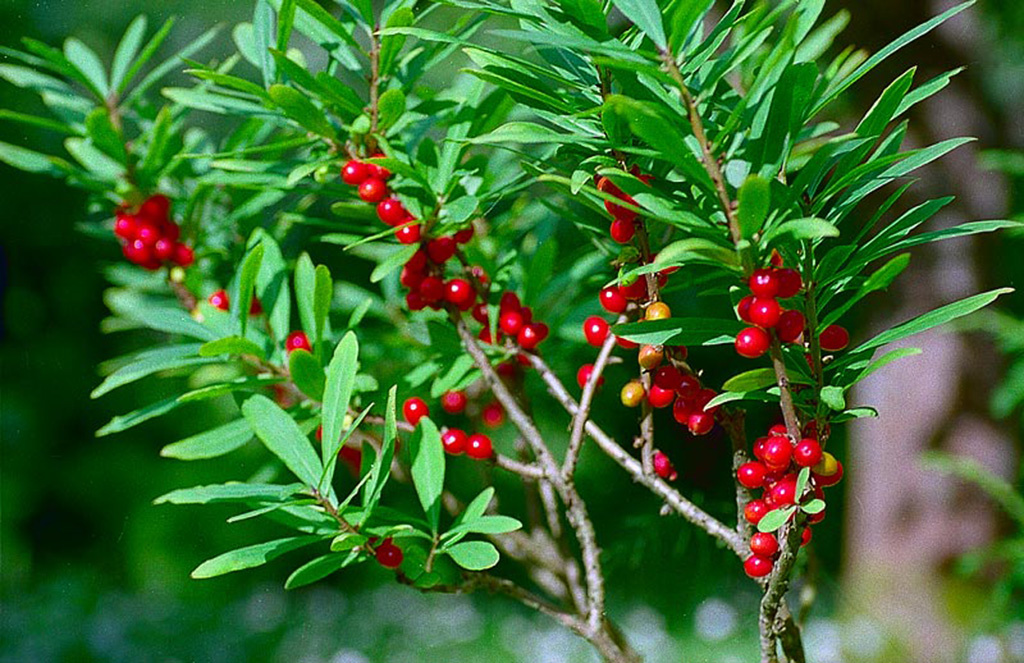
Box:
[759,522,803,663]
[527,353,747,558]
[721,408,754,540]
[449,310,609,634]
[767,335,802,441]
[564,317,621,477]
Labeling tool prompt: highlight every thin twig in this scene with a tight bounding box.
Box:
[564,318,621,477]
[767,335,802,441]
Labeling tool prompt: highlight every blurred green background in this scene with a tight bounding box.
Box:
[1,1,1022,662]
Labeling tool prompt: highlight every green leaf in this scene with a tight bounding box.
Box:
[268,84,336,137]
[321,332,359,470]
[443,515,522,541]
[380,8,414,76]
[359,386,397,525]
[795,467,811,498]
[110,15,148,93]
[235,243,265,336]
[277,0,297,51]
[96,396,180,436]
[199,336,266,359]
[285,552,350,589]
[800,499,826,515]
[446,540,500,571]
[821,253,911,329]
[0,140,67,176]
[757,506,796,533]
[295,253,317,338]
[63,37,108,97]
[455,487,495,527]
[377,88,405,131]
[920,450,1024,527]
[120,17,178,96]
[722,368,777,393]
[241,394,324,487]
[852,288,1014,355]
[160,419,254,460]
[611,0,667,49]
[331,531,369,551]
[737,175,770,239]
[466,121,579,145]
[289,349,326,401]
[371,244,419,284]
[155,481,300,504]
[850,347,922,385]
[820,385,846,411]
[763,217,838,244]
[91,344,208,398]
[191,536,322,579]
[410,417,445,533]
[612,318,741,347]
[313,265,332,350]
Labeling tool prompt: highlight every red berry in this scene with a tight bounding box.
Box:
[776,268,802,298]
[801,527,813,546]
[441,428,467,454]
[576,364,605,390]
[418,276,444,304]
[482,402,505,428]
[376,198,407,226]
[744,555,774,578]
[691,388,719,414]
[402,397,429,426]
[454,226,474,244]
[819,325,850,352]
[776,310,806,344]
[341,160,369,185]
[358,178,388,203]
[286,330,312,353]
[599,287,628,314]
[365,154,390,179]
[762,436,793,470]
[135,222,161,245]
[615,336,638,349]
[153,238,176,262]
[737,295,755,323]
[426,237,457,264]
[406,291,426,311]
[583,316,610,347]
[123,238,153,265]
[618,278,647,301]
[748,297,782,328]
[517,324,543,351]
[737,462,769,489]
[749,268,780,298]
[793,438,822,468]
[375,538,403,569]
[609,218,635,243]
[675,373,700,398]
[750,532,779,557]
[744,499,769,525]
[441,390,468,415]
[114,214,138,239]
[647,385,675,409]
[815,461,844,487]
[406,249,428,272]
[688,412,715,436]
[395,224,421,244]
[471,303,490,325]
[653,451,677,481]
[500,291,521,312]
[466,433,493,460]
[158,218,180,242]
[769,476,798,506]
[249,297,264,315]
[400,265,425,290]
[500,310,525,336]
[208,289,229,311]
[444,279,476,310]
[735,327,770,358]
[138,194,170,221]
[653,365,682,390]
[752,436,768,461]
[172,243,194,267]
[768,424,788,437]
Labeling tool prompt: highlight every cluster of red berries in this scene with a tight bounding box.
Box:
[114,194,194,270]
[441,389,506,429]
[595,171,651,244]
[205,289,263,315]
[472,291,551,354]
[734,262,851,359]
[736,423,844,578]
[402,396,495,461]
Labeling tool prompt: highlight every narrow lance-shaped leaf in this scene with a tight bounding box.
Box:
[191,536,322,579]
[321,332,359,471]
[611,0,667,49]
[234,243,264,336]
[160,419,254,461]
[411,417,445,533]
[110,15,148,94]
[241,394,324,488]
[359,386,398,526]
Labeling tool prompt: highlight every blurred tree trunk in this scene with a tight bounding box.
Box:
[832,0,1020,660]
